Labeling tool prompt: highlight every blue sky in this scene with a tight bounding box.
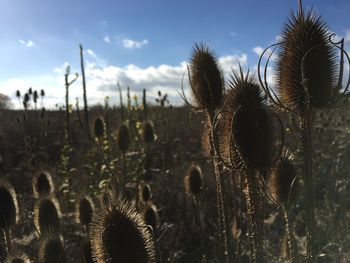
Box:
[0,0,349,108]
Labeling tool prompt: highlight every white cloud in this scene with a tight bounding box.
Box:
[19,39,36,48]
[0,53,249,109]
[344,29,350,45]
[103,36,111,43]
[122,38,149,49]
[53,62,70,74]
[252,45,277,61]
[229,32,237,37]
[86,49,97,58]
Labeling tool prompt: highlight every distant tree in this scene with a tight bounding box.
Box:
[0,93,13,109]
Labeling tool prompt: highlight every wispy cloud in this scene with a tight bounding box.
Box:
[19,39,36,48]
[229,32,238,37]
[121,38,149,49]
[103,36,111,43]
[86,49,97,58]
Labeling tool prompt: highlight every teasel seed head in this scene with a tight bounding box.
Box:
[117,124,131,154]
[269,149,299,206]
[184,164,203,196]
[0,180,19,230]
[139,183,152,203]
[38,235,66,263]
[142,203,159,231]
[276,7,336,112]
[90,196,156,263]
[34,196,61,235]
[94,118,105,140]
[220,68,274,169]
[189,43,224,113]
[142,121,155,144]
[76,196,95,227]
[32,171,54,198]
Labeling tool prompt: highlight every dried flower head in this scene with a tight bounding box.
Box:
[184,164,203,196]
[34,196,61,235]
[189,43,224,112]
[117,124,131,154]
[94,118,105,140]
[90,196,156,263]
[269,150,298,206]
[32,171,54,198]
[139,183,152,203]
[38,235,66,263]
[276,7,336,112]
[142,203,159,231]
[142,121,155,144]
[0,180,19,230]
[76,196,95,227]
[220,68,273,169]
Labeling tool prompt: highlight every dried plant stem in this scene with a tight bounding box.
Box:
[121,152,126,191]
[193,195,202,232]
[79,44,91,141]
[242,168,263,263]
[97,140,113,177]
[282,206,298,263]
[4,229,11,253]
[208,113,230,263]
[302,111,316,263]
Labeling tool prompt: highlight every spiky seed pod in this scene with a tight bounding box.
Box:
[38,235,66,263]
[269,150,298,206]
[0,180,19,230]
[117,124,131,154]
[33,91,38,103]
[142,121,155,144]
[94,118,105,140]
[16,90,21,98]
[276,8,336,112]
[139,184,152,203]
[28,88,32,95]
[34,196,61,235]
[184,164,203,196]
[76,196,95,226]
[40,89,45,97]
[189,43,224,112]
[90,196,156,263]
[142,203,159,231]
[5,251,31,263]
[80,239,93,263]
[32,172,54,198]
[219,69,274,169]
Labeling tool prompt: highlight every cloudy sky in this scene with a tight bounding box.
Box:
[0,0,349,108]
